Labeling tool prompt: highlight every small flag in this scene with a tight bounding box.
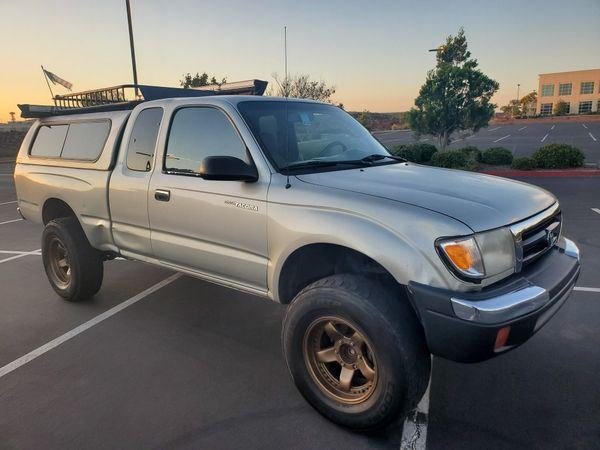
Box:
[43,68,73,90]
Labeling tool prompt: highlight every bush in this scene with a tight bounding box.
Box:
[391,143,437,163]
[511,156,536,170]
[431,150,478,171]
[481,147,513,165]
[532,144,584,169]
[456,145,482,162]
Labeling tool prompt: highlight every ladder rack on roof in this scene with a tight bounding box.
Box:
[18,80,268,119]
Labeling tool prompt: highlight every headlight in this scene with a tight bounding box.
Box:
[437,228,515,282]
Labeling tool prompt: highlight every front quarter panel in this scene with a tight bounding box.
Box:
[268,174,474,302]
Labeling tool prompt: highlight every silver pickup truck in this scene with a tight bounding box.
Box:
[14,88,580,430]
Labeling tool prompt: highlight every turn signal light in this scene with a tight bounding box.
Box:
[494,326,511,350]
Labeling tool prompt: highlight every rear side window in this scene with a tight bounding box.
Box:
[30,124,68,157]
[29,121,110,160]
[126,108,163,172]
[61,121,110,160]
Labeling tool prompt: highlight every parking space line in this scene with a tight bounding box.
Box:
[493,135,511,143]
[550,125,555,130]
[0,250,42,255]
[541,133,549,143]
[574,287,600,293]
[0,249,41,264]
[0,218,23,226]
[518,126,527,131]
[589,133,597,142]
[400,360,431,450]
[582,124,588,129]
[0,200,17,206]
[592,208,600,215]
[0,273,182,379]
[487,127,501,132]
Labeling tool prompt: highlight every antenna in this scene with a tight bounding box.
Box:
[284,26,288,84]
[284,26,291,189]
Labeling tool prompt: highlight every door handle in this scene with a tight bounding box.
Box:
[154,189,171,202]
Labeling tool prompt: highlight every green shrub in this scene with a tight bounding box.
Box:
[481,147,513,165]
[532,143,584,169]
[431,150,478,171]
[456,145,482,162]
[391,143,437,163]
[511,156,536,170]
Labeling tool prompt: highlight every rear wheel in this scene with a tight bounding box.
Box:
[42,217,103,301]
[282,274,430,430]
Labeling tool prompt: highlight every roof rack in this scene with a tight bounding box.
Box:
[18,80,268,119]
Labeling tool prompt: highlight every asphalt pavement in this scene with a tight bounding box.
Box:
[0,160,599,449]
[374,121,600,163]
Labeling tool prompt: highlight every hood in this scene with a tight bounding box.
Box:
[296,163,556,232]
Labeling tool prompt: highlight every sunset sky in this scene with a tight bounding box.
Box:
[1,0,599,123]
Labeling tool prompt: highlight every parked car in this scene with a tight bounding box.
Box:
[14,86,580,430]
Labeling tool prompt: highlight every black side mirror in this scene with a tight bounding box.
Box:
[199,156,258,182]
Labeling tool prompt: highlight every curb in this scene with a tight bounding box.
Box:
[482,169,600,177]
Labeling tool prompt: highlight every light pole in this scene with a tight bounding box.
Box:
[125,0,139,97]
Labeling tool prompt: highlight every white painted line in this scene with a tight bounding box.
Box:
[0,218,23,226]
[589,133,597,142]
[574,287,600,293]
[541,133,549,143]
[0,200,17,206]
[493,134,511,143]
[550,125,555,130]
[0,273,182,379]
[518,126,527,131]
[582,124,588,129]
[400,359,431,450]
[487,127,501,132]
[0,250,42,255]
[0,249,41,264]
[592,208,600,215]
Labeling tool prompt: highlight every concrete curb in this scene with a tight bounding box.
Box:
[482,169,600,177]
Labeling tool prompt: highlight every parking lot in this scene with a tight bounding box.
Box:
[374,121,600,163]
[1,160,599,449]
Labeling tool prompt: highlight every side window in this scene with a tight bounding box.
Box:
[165,107,248,174]
[30,124,68,157]
[61,121,110,160]
[126,108,163,172]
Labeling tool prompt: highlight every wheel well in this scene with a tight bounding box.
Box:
[278,244,397,304]
[42,198,77,225]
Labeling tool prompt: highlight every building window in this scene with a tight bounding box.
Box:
[580,82,594,94]
[541,84,554,97]
[540,103,553,115]
[558,83,572,96]
[578,101,592,114]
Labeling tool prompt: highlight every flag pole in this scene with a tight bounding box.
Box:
[41,65,56,105]
[125,0,139,98]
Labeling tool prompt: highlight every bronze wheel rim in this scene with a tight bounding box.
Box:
[47,237,71,289]
[303,316,378,405]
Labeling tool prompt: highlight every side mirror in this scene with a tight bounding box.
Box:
[199,156,258,182]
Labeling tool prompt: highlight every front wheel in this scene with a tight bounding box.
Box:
[42,217,104,301]
[282,274,430,430]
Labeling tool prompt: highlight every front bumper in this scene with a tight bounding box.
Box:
[408,237,580,363]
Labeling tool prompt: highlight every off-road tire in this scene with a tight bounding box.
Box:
[42,217,104,301]
[282,274,430,430]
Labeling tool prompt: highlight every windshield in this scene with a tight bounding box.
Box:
[238,101,392,171]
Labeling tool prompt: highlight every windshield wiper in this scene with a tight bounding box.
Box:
[360,154,406,163]
[281,154,406,172]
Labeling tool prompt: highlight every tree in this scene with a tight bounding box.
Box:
[180,72,227,89]
[406,28,499,151]
[520,90,536,116]
[501,100,521,117]
[270,73,336,102]
[554,100,569,116]
[357,110,373,130]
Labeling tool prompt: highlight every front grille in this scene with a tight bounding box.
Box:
[510,204,562,271]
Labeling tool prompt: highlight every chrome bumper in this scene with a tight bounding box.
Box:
[450,238,580,324]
